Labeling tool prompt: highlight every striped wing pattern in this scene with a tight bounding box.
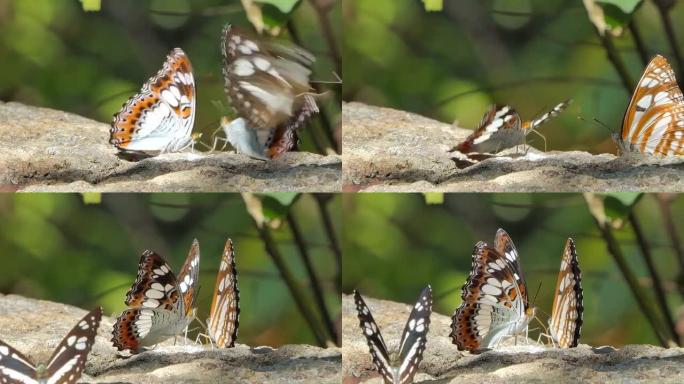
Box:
[455,101,569,154]
[177,239,201,318]
[112,244,198,353]
[207,239,240,348]
[0,307,102,384]
[354,286,432,384]
[110,48,196,155]
[618,54,684,156]
[450,229,535,352]
[549,238,583,348]
[221,24,318,158]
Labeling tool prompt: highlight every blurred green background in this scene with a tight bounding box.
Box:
[342,0,684,154]
[0,0,341,154]
[343,193,684,347]
[0,193,341,347]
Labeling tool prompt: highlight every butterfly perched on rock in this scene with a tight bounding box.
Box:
[0,307,102,384]
[454,100,570,154]
[548,238,583,348]
[615,54,684,156]
[354,286,432,384]
[206,238,240,348]
[450,229,536,352]
[221,24,318,159]
[112,240,200,353]
[110,48,196,156]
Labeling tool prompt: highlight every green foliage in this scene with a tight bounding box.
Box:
[422,0,443,12]
[79,0,101,12]
[257,0,302,13]
[260,193,300,221]
[423,192,444,205]
[602,192,642,220]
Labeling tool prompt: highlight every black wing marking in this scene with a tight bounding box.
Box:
[0,339,38,383]
[397,285,432,384]
[353,290,393,384]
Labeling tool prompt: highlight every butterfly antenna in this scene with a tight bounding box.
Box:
[531,281,542,307]
[577,114,614,135]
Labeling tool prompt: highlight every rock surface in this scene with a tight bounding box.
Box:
[342,102,684,192]
[0,101,341,192]
[0,294,341,383]
[342,293,684,383]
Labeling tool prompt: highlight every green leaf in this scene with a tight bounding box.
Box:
[80,0,101,12]
[256,0,301,14]
[597,0,643,14]
[259,193,300,221]
[602,192,642,220]
[424,193,444,205]
[422,0,443,11]
[81,193,101,205]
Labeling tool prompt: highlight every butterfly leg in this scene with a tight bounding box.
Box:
[528,128,547,152]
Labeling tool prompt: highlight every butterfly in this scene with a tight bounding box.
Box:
[450,229,536,352]
[110,48,196,155]
[454,100,570,154]
[548,238,583,348]
[219,117,269,160]
[221,24,319,159]
[354,286,432,384]
[206,238,240,348]
[112,239,200,353]
[615,54,684,156]
[0,307,102,384]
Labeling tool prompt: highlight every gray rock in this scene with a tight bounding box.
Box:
[0,101,341,192]
[342,293,684,383]
[0,294,341,383]
[342,102,684,192]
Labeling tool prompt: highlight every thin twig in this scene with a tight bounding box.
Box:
[251,219,327,346]
[628,20,650,67]
[308,0,341,75]
[656,194,684,269]
[314,194,341,293]
[594,29,634,94]
[654,0,684,80]
[286,212,339,345]
[583,193,669,346]
[628,211,680,345]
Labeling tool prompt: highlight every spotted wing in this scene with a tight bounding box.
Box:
[0,340,38,384]
[620,55,684,155]
[41,307,102,384]
[110,48,196,154]
[221,24,316,132]
[549,238,583,348]
[353,290,393,384]
[455,105,523,154]
[177,239,201,318]
[450,237,530,351]
[525,99,571,132]
[122,250,180,311]
[493,228,529,303]
[265,95,319,159]
[112,250,182,352]
[396,286,432,384]
[207,239,240,348]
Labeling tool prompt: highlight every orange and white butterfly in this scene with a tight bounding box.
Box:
[616,54,684,156]
[110,48,196,155]
[548,238,583,348]
[206,239,240,348]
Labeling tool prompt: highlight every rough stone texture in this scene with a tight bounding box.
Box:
[342,293,684,383]
[0,101,341,192]
[0,294,341,383]
[342,102,684,192]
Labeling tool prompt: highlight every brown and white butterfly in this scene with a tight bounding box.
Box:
[206,238,240,348]
[548,238,583,348]
[616,54,684,156]
[110,48,196,156]
[455,100,570,154]
[0,307,102,384]
[221,24,318,159]
[111,240,200,353]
